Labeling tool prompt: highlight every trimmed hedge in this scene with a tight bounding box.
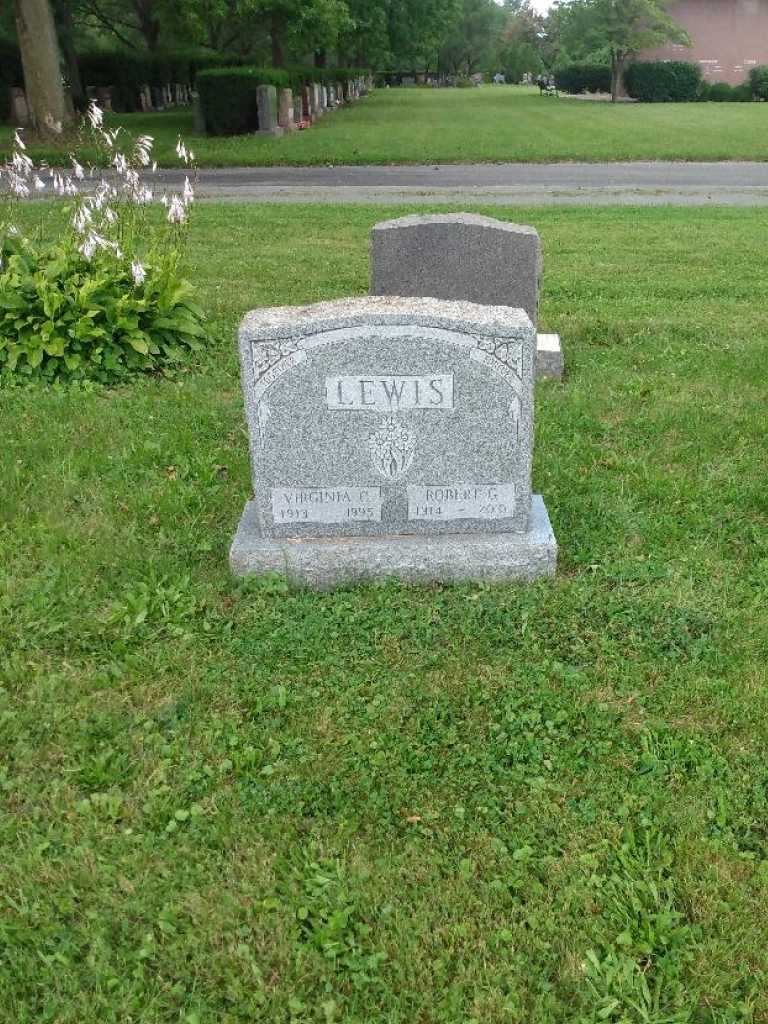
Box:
[79,49,241,111]
[197,67,290,135]
[748,65,768,100]
[554,63,611,95]
[699,81,752,102]
[197,65,370,135]
[623,61,702,102]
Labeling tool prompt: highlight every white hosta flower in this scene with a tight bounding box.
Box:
[151,161,158,173]
[64,178,79,197]
[72,205,93,233]
[131,259,146,286]
[33,176,46,191]
[13,129,25,150]
[79,234,97,260]
[103,207,117,225]
[112,153,128,175]
[86,101,104,129]
[137,186,153,204]
[134,135,154,166]
[10,174,30,198]
[71,158,85,180]
[7,225,19,237]
[176,138,189,164]
[182,176,194,205]
[188,150,195,163]
[100,127,121,149]
[167,195,187,224]
[11,150,33,176]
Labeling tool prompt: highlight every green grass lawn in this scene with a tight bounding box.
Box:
[2,202,768,1023]
[2,85,768,166]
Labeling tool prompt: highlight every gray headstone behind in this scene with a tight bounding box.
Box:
[370,213,542,325]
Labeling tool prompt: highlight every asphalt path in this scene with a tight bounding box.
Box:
[134,161,768,205]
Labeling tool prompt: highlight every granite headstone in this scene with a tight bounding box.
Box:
[255,84,283,137]
[230,296,557,587]
[370,213,564,380]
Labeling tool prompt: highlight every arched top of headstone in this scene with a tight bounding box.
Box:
[370,212,542,324]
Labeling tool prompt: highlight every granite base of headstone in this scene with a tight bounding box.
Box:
[370,213,564,381]
[230,296,557,588]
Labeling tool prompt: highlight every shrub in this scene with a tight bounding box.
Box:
[196,66,289,135]
[554,63,611,95]
[0,110,206,384]
[0,238,205,382]
[748,65,768,99]
[731,83,753,102]
[623,61,702,102]
[707,82,734,102]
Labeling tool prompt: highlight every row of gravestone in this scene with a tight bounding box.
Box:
[7,84,193,126]
[230,213,564,589]
[7,75,370,132]
[194,76,372,137]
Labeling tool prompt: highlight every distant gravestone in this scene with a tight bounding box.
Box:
[278,88,295,131]
[230,296,556,587]
[370,213,564,380]
[9,87,29,127]
[255,85,283,137]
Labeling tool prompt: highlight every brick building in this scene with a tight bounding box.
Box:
[641,0,768,84]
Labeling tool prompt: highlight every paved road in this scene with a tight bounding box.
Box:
[144,162,768,205]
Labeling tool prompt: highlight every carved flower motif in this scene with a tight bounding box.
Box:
[369,416,416,480]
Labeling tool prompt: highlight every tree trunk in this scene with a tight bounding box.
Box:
[314,49,327,68]
[610,52,625,103]
[133,0,160,51]
[54,0,85,111]
[270,13,284,67]
[13,0,74,136]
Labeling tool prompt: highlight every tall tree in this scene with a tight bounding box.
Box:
[439,0,504,76]
[70,0,168,50]
[496,0,545,81]
[13,0,74,135]
[559,0,690,100]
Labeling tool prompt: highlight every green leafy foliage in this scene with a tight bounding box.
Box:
[0,235,206,383]
[555,62,611,94]
[748,64,768,99]
[624,60,703,102]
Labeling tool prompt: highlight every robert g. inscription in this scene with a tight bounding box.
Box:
[408,483,515,522]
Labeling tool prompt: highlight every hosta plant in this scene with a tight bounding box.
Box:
[0,106,207,384]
